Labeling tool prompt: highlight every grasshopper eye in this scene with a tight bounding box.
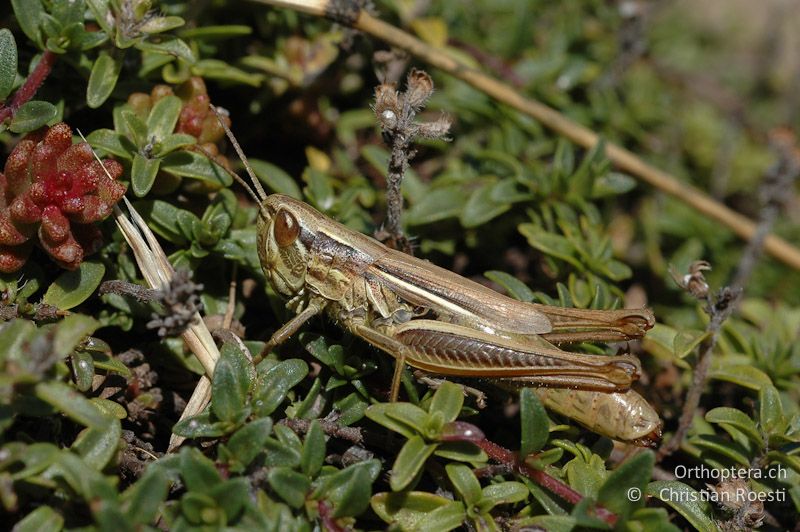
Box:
[274,209,300,247]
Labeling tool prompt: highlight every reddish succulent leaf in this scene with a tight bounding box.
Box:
[0,122,126,272]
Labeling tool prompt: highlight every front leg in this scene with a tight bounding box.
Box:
[258,302,324,362]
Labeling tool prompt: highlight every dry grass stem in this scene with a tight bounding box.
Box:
[250,0,800,271]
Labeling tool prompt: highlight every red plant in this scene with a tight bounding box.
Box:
[0,123,126,272]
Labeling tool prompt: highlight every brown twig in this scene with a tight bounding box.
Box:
[372,68,450,253]
[250,0,800,271]
[0,50,57,124]
[280,416,364,444]
[0,301,62,321]
[99,280,161,302]
[657,285,738,460]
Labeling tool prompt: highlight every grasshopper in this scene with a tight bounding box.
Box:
[216,113,659,445]
[250,191,659,443]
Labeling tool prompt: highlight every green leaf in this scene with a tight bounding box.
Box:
[484,270,534,302]
[518,223,581,269]
[180,492,218,525]
[54,314,100,358]
[87,51,122,108]
[406,186,468,225]
[647,481,719,532]
[90,398,128,419]
[136,36,195,63]
[8,100,57,133]
[597,451,654,519]
[690,434,751,465]
[209,477,249,522]
[0,29,17,101]
[642,323,706,360]
[72,419,121,470]
[759,385,786,437]
[520,388,548,456]
[479,482,529,511]
[139,16,185,34]
[434,441,488,463]
[131,154,161,197]
[9,443,58,480]
[211,343,252,423]
[384,403,431,434]
[122,466,170,524]
[43,261,106,310]
[249,159,302,198]
[47,451,116,500]
[315,460,380,517]
[160,150,232,186]
[365,403,419,439]
[446,463,482,506]
[10,0,44,47]
[86,128,130,159]
[262,435,302,468]
[121,110,149,147]
[253,359,308,417]
[179,25,253,39]
[172,410,229,438]
[180,447,222,492]
[415,501,466,532]
[225,417,273,472]
[13,505,64,532]
[35,381,111,430]
[460,182,511,228]
[430,381,464,424]
[71,350,95,391]
[391,435,437,491]
[371,491,455,529]
[708,363,773,390]
[147,95,182,140]
[591,172,636,198]
[706,407,763,447]
[268,467,310,508]
[155,133,196,156]
[301,420,325,477]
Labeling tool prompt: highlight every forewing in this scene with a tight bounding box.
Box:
[370,250,552,335]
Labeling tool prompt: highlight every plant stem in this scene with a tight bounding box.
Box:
[658,131,800,460]
[0,50,57,124]
[442,422,618,527]
[251,0,800,271]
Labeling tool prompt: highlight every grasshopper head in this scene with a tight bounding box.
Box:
[257,194,318,298]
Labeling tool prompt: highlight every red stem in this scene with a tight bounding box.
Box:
[0,50,57,123]
[317,500,345,532]
[442,423,618,527]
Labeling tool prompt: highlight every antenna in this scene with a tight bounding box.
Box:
[208,104,269,204]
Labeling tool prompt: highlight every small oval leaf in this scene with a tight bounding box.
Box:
[8,100,57,133]
[87,51,122,108]
[0,29,17,101]
[43,261,106,310]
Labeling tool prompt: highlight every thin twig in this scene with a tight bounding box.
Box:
[372,69,450,253]
[223,263,238,330]
[99,280,161,302]
[658,131,800,460]
[281,417,364,444]
[249,0,800,271]
[657,286,738,460]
